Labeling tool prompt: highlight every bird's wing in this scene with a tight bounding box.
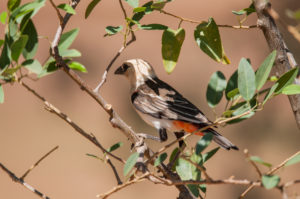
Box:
[131,77,211,125]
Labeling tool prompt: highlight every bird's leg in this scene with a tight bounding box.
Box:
[168,131,186,169]
[137,128,168,142]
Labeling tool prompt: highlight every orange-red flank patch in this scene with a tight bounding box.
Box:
[172,120,204,136]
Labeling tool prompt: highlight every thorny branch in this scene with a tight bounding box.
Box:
[20,145,59,180]
[0,146,58,199]
[19,81,124,185]
[253,0,300,129]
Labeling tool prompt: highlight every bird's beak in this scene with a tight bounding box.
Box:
[114,66,125,75]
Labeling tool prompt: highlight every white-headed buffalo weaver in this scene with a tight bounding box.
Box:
[115,59,238,150]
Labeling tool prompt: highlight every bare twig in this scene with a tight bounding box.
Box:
[267,150,300,175]
[244,149,262,177]
[20,145,59,180]
[239,184,256,199]
[160,10,257,29]
[0,162,50,199]
[97,173,150,199]
[48,0,63,23]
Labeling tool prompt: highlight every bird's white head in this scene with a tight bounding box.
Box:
[115,59,156,90]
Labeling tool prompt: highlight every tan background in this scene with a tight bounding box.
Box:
[0,0,300,198]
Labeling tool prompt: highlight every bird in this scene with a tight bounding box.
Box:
[114,58,238,150]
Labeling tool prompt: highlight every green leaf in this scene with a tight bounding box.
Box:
[232,3,256,16]
[263,83,278,105]
[281,84,300,95]
[59,49,81,58]
[227,88,239,99]
[255,50,276,90]
[176,158,200,197]
[38,57,57,77]
[130,1,153,26]
[238,58,256,101]
[123,152,139,176]
[124,0,139,8]
[162,28,185,73]
[227,100,256,124]
[10,0,46,24]
[0,12,8,24]
[57,4,76,14]
[21,19,38,59]
[202,147,220,163]
[194,18,230,64]
[225,70,238,100]
[7,0,21,11]
[140,24,168,30]
[85,0,102,19]
[285,153,300,166]
[206,71,227,107]
[22,59,42,74]
[151,0,173,10]
[0,40,4,48]
[250,156,272,168]
[68,61,87,73]
[195,134,213,155]
[262,175,280,189]
[11,35,28,62]
[86,153,104,161]
[0,37,11,72]
[58,28,79,51]
[154,153,168,166]
[105,26,123,35]
[0,84,4,103]
[133,7,146,13]
[107,142,123,153]
[275,68,299,94]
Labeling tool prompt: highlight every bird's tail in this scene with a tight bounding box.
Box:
[206,128,238,150]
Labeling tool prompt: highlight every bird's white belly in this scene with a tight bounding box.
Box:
[136,111,178,132]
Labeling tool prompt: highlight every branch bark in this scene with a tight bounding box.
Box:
[253,0,300,129]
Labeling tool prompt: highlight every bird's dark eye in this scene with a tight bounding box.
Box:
[122,63,130,72]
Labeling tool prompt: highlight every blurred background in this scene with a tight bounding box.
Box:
[1,0,300,198]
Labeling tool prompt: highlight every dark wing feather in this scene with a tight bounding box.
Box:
[132,77,211,125]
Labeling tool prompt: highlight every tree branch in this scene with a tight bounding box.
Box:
[253,0,300,129]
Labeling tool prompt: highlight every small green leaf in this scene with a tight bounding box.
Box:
[275,68,299,94]
[105,26,123,35]
[0,84,4,103]
[227,88,239,99]
[285,153,300,166]
[225,70,238,100]
[202,147,220,163]
[85,0,102,19]
[232,3,256,16]
[107,142,123,153]
[195,134,213,155]
[238,58,256,101]
[11,35,29,62]
[162,28,185,73]
[57,4,76,14]
[68,61,87,73]
[194,18,229,64]
[133,7,146,13]
[255,50,276,90]
[227,101,256,124]
[250,156,272,168]
[123,152,139,176]
[0,40,4,48]
[151,0,173,10]
[263,83,278,105]
[206,71,227,107]
[154,153,168,166]
[22,59,42,74]
[232,10,246,15]
[0,37,11,71]
[86,153,104,161]
[140,24,168,30]
[21,19,38,59]
[59,49,81,58]
[0,12,8,24]
[281,84,300,95]
[7,0,21,11]
[262,175,280,189]
[124,0,139,8]
[58,28,79,51]
[38,57,57,77]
